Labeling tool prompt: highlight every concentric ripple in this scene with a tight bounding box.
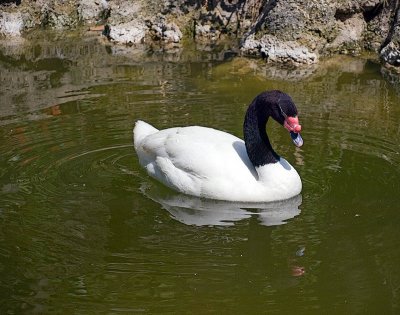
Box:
[0,117,145,233]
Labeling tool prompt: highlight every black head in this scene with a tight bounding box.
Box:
[271,91,299,125]
[243,90,304,167]
[253,90,299,124]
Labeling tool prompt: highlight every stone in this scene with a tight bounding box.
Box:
[0,11,24,36]
[263,0,338,42]
[195,23,220,41]
[327,13,366,54]
[77,0,109,23]
[163,27,182,43]
[148,19,183,43]
[379,6,400,68]
[108,21,146,45]
[107,1,143,25]
[241,34,318,65]
[381,41,400,66]
[40,2,78,29]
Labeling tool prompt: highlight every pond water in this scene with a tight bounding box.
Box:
[1,31,400,314]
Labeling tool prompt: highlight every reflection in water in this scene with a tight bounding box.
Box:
[140,182,302,226]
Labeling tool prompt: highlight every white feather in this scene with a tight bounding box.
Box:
[133,120,301,202]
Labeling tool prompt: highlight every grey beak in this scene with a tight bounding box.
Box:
[290,132,303,147]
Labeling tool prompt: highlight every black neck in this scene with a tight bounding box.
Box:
[243,95,280,167]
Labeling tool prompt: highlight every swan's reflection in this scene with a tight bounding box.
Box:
[140,183,302,227]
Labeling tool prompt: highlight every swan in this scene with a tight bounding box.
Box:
[133,90,303,202]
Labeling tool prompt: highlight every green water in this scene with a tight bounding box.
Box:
[1,31,400,314]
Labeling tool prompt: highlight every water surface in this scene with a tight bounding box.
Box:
[1,31,400,314]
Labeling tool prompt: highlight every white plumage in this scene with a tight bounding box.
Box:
[133,120,301,202]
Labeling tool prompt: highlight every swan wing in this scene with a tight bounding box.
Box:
[134,121,258,198]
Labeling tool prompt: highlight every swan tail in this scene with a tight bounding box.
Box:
[133,120,159,149]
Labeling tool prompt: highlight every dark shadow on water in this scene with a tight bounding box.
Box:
[140,181,302,227]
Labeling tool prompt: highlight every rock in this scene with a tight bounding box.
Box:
[163,25,182,43]
[195,23,220,42]
[0,11,24,36]
[106,1,183,46]
[327,14,366,54]
[240,0,339,61]
[241,34,318,65]
[40,1,78,30]
[77,0,109,23]
[240,34,260,56]
[148,17,183,44]
[105,1,182,46]
[262,0,338,43]
[104,1,146,45]
[334,0,381,17]
[381,41,400,67]
[379,5,400,68]
[108,21,146,45]
[107,1,143,25]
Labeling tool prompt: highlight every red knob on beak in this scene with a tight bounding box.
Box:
[284,116,302,133]
[294,124,301,133]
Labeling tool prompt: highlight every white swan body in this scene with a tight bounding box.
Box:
[133,120,302,202]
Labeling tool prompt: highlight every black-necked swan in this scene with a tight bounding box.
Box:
[133,90,303,202]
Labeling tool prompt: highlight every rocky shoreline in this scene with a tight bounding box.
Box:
[0,0,400,73]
